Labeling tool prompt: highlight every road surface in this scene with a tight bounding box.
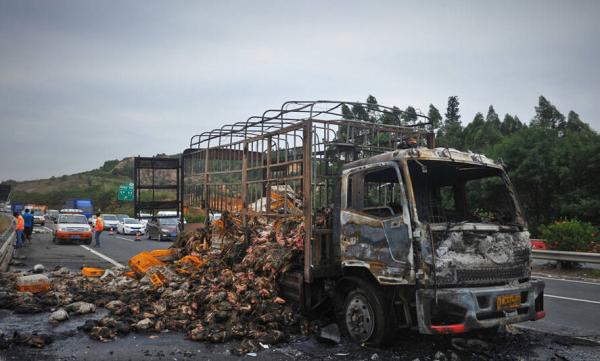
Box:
[1,224,599,360]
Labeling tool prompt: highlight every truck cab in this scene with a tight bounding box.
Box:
[336,147,545,343]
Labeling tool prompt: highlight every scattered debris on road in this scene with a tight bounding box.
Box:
[0,215,314,354]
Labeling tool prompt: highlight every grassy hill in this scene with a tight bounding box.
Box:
[5,158,136,214]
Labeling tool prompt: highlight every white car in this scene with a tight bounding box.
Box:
[137,213,151,229]
[53,213,93,245]
[100,214,120,231]
[117,218,146,235]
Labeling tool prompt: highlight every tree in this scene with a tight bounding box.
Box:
[401,106,418,125]
[485,105,501,129]
[463,112,485,150]
[565,110,591,134]
[500,114,523,135]
[427,104,442,129]
[445,96,461,124]
[532,96,565,129]
[351,103,369,122]
[341,104,353,120]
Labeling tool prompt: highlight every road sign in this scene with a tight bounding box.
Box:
[118,183,134,201]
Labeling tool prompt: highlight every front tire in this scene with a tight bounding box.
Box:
[342,280,395,346]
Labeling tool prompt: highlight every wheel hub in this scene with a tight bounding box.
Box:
[345,295,375,342]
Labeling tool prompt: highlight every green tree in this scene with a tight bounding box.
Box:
[531,96,565,129]
[500,114,523,135]
[401,106,418,125]
[565,110,591,134]
[463,112,485,150]
[427,104,442,129]
[444,96,461,124]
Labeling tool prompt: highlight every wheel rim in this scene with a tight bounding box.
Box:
[345,294,375,342]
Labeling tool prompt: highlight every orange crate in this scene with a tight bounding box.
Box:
[149,249,178,262]
[16,275,51,293]
[128,252,165,275]
[82,267,104,277]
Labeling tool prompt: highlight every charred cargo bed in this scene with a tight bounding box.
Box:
[134,100,544,345]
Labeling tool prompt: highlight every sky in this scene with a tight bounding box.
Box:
[1,0,599,181]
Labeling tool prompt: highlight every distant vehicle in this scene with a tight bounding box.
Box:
[11,202,24,214]
[32,210,45,226]
[137,212,151,229]
[115,214,129,224]
[146,217,179,241]
[63,199,94,219]
[47,210,60,222]
[101,214,119,231]
[156,211,187,225]
[117,218,145,235]
[60,208,84,214]
[53,213,92,245]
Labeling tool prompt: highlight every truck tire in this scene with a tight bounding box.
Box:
[341,279,395,346]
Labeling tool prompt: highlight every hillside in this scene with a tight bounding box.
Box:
[5,157,136,213]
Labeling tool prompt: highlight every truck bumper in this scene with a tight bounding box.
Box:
[416,279,545,334]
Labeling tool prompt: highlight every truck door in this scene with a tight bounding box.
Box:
[340,162,414,285]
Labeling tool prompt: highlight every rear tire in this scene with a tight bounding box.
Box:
[341,279,396,346]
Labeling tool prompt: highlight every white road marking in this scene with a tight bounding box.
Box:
[80,245,126,268]
[545,294,600,305]
[534,275,600,286]
[115,235,134,243]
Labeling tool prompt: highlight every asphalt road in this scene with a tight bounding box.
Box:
[2,223,600,360]
[518,275,600,341]
[11,222,171,271]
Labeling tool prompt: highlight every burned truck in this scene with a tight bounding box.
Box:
[135,100,545,345]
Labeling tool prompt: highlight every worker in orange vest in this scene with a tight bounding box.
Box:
[14,211,25,248]
[94,212,104,248]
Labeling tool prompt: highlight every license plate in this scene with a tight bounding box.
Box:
[70,235,80,239]
[170,233,177,237]
[496,294,521,311]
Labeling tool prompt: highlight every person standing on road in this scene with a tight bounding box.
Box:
[14,211,24,248]
[94,212,104,248]
[23,209,33,243]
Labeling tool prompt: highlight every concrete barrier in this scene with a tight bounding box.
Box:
[0,214,15,271]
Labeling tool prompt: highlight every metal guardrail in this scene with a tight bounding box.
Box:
[0,214,15,271]
[532,249,600,264]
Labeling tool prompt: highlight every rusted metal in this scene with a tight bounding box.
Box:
[182,100,432,284]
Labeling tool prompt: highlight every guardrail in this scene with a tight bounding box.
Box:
[532,249,600,264]
[0,214,15,271]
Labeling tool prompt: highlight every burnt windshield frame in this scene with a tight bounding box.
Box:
[407,159,524,226]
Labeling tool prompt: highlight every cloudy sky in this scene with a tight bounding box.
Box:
[1,0,599,181]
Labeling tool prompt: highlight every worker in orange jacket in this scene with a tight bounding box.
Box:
[94,212,104,248]
[14,212,25,248]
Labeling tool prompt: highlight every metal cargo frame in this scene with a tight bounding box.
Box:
[134,157,181,218]
[182,100,433,283]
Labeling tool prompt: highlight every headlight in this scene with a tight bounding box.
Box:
[161,228,169,233]
[57,227,66,232]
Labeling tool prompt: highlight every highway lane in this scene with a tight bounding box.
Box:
[523,275,600,340]
[12,223,171,272]
[9,224,600,343]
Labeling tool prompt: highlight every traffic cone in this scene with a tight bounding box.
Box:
[109,227,114,235]
[135,231,141,241]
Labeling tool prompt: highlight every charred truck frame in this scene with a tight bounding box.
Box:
[135,100,545,345]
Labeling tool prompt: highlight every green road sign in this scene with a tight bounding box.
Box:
[118,183,134,201]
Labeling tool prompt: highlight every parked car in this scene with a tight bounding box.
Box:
[116,214,129,224]
[53,213,92,245]
[146,217,179,241]
[117,218,146,235]
[101,214,119,231]
[32,210,45,226]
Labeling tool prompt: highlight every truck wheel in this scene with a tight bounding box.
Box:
[342,280,395,345]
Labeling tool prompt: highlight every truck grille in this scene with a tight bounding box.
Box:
[456,264,527,285]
